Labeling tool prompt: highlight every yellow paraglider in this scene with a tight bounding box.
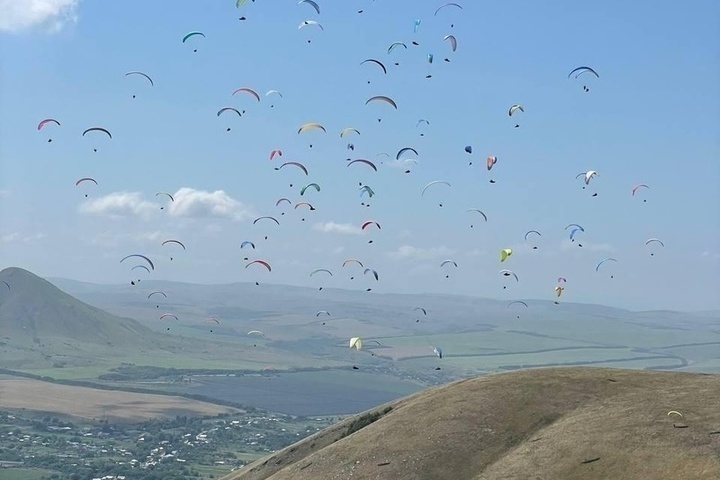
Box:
[500,248,513,262]
[349,337,363,350]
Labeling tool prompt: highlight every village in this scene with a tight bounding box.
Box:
[0,409,335,479]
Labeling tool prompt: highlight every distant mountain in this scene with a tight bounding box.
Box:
[0,267,153,344]
[222,367,720,480]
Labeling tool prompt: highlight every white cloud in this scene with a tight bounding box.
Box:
[387,245,456,261]
[0,232,46,244]
[464,248,487,258]
[79,192,159,219]
[385,159,418,171]
[701,251,720,261]
[89,231,166,248]
[560,239,615,253]
[0,233,20,244]
[0,0,81,33]
[167,188,254,221]
[313,221,363,235]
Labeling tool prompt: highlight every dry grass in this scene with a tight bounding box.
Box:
[222,367,720,480]
[0,379,240,422]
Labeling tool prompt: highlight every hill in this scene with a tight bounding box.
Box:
[0,267,153,345]
[0,267,176,370]
[221,367,720,480]
[0,268,350,375]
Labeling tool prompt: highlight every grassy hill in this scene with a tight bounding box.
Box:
[0,267,351,375]
[221,367,720,480]
[0,267,153,344]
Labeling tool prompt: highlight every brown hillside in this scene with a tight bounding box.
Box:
[222,367,720,480]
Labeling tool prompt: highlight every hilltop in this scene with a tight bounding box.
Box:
[222,367,720,480]
[0,267,154,345]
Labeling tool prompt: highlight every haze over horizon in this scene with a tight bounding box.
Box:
[1,0,719,312]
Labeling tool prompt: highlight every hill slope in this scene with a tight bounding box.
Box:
[0,267,153,344]
[222,367,720,480]
[0,267,176,370]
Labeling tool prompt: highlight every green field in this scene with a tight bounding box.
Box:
[0,468,58,479]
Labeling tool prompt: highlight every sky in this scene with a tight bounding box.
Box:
[0,0,719,311]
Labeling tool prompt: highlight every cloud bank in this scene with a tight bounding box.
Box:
[0,0,81,33]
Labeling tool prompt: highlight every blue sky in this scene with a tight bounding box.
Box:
[0,0,718,311]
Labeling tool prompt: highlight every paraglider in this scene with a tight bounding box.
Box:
[440,259,458,278]
[300,183,321,196]
[525,230,542,249]
[298,122,326,147]
[366,96,397,122]
[500,269,518,281]
[443,35,457,52]
[577,170,598,185]
[120,254,155,271]
[275,161,309,176]
[269,149,283,160]
[75,177,97,197]
[348,159,378,171]
[509,104,524,128]
[340,127,361,138]
[568,66,599,92]
[360,59,388,79]
[37,118,60,142]
[632,184,649,202]
[253,216,280,226]
[508,301,528,317]
[124,71,154,98]
[298,0,320,15]
[162,239,186,261]
[387,42,407,64]
[499,269,519,287]
[232,87,261,103]
[246,259,272,272]
[182,31,205,52]
[361,221,381,231]
[241,240,256,250]
[349,337,363,350]
[435,2,463,16]
[359,185,375,198]
[433,346,443,359]
[364,268,379,281]
[310,268,333,277]
[595,258,618,278]
[566,224,585,246]
[299,20,323,43]
[82,127,112,152]
[155,192,174,210]
[645,238,664,256]
[217,107,242,132]
[467,209,487,228]
[421,181,451,207]
[486,156,498,181]
[265,90,283,107]
[500,248,513,262]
